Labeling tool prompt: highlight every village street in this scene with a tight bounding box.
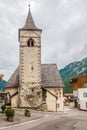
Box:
[0,107,87,130]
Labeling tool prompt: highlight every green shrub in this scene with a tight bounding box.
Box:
[6,109,15,117]
[25,109,30,113]
[25,109,31,117]
[1,105,6,112]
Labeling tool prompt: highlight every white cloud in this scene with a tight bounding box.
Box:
[0,0,87,80]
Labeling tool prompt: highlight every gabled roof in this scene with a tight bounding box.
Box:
[4,67,19,88]
[21,6,41,31]
[4,64,64,89]
[42,64,64,88]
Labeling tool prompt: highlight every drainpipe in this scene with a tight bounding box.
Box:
[56,97,58,112]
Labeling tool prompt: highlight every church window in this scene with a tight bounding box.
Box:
[31,67,33,71]
[31,88,34,92]
[83,92,87,97]
[27,38,34,47]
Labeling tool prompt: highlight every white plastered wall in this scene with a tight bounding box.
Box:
[46,88,64,112]
[4,88,18,107]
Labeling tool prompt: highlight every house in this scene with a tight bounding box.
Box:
[64,93,74,106]
[70,75,87,109]
[4,6,64,112]
[78,88,87,110]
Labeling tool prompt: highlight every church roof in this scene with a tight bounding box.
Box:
[4,64,64,89]
[42,64,64,88]
[21,6,42,31]
[4,68,19,88]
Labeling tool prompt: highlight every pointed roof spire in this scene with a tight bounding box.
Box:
[22,5,41,31]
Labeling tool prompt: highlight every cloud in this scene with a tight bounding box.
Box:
[0,0,87,80]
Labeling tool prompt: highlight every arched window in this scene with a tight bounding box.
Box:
[27,38,34,47]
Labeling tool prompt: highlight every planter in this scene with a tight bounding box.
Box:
[7,116,14,122]
[25,109,31,117]
[6,108,15,122]
[25,112,31,117]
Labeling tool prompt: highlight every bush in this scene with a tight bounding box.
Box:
[25,109,31,117]
[1,104,6,112]
[6,109,15,117]
[25,109,30,113]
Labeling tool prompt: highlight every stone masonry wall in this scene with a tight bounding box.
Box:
[19,30,42,108]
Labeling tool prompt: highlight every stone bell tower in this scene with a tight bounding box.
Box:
[19,5,42,108]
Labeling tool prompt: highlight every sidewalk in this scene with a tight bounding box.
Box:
[0,109,45,128]
[0,108,70,128]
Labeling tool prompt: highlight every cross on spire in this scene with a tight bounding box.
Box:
[28,4,30,8]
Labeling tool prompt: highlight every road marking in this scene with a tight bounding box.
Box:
[0,115,49,130]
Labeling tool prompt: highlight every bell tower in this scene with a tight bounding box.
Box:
[19,5,42,108]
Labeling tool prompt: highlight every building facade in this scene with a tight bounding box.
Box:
[4,6,64,111]
[78,88,87,110]
[70,75,87,108]
[19,7,42,108]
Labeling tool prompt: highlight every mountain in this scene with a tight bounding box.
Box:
[0,57,87,92]
[59,57,87,94]
[0,80,7,90]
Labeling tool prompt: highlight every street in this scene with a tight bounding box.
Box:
[29,109,87,130]
[0,108,87,130]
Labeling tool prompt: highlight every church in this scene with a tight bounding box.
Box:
[4,6,64,112]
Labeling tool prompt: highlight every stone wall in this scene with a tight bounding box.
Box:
[19,30,42,108]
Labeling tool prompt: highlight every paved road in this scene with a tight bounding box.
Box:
[29,109,87,130]
[0,108,87,130]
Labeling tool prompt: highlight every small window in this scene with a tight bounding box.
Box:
[84,83,87,88]
[31,67,33,71]
[83,92,87,97]
[27,38,34,47]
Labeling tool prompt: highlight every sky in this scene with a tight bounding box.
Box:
[0,0,87,80]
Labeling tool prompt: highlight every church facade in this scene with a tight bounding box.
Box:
[4,6,64,112]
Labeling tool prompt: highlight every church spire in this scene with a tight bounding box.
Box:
[22,5,41,31]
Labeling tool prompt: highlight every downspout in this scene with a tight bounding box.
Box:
[56,97,58,112]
